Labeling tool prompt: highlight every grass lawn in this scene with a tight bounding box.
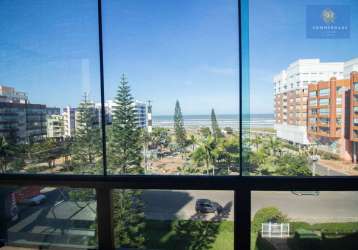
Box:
[144,219,234,250]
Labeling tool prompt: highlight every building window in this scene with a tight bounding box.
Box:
[319,88,330,96]
[319,108,329,115]
[319,98,329,105]
[354,82,358,91]
[309,99,317,106]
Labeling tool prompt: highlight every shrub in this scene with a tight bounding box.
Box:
[252,207,288,233]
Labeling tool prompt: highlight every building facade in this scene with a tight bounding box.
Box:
[63,106,76,137]
[349,72,358,162]
[96,100,148,129]
[305,72,358,162]
[0,86,46,143]
[307,77,351,160]
[47,114,64,138]
[274,59,345,145]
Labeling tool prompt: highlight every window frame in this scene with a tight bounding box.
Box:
[1,1,358,250]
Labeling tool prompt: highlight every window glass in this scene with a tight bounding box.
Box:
[309,99,317,105]
[0,0,102,174]
[103,0,239,176]
[319,88,330,96]
[112,189,234,249]
[319,98,329,105]
[251,191,358,250]
[0,186,97,248]
[245,0,358,176]
[320,108,329,115]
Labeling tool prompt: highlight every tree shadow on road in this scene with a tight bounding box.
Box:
[168,201,233,250]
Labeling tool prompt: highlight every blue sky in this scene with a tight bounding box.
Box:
[0,0,357,115]
[249,0,358,114]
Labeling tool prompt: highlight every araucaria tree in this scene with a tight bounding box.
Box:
[174,100,187,152]
[109,74,146,248]
[71,94,101,173]
[109,74,142,174]
[211,108,223,139]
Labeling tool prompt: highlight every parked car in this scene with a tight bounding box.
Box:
[195,199,223,214]
[22,194,47,206]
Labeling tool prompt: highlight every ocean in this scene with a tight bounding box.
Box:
[152,114,274,130]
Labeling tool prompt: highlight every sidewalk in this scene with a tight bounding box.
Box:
[319,159,358,176]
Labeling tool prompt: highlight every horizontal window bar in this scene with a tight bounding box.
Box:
[1,174,358,191]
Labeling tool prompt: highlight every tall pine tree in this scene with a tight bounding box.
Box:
[109,74,142,174]
[109,74,146,248]
[71,93,101,173]
[174,100,187,152]
[211,108,223,139]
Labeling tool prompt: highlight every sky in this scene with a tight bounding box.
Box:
[248,0,358,114]
[0,0,357,115]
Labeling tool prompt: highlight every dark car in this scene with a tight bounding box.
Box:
[195,199,223,214]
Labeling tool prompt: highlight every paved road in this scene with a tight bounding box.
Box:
[143,190,358,223]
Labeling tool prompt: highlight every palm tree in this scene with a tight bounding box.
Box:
[0,136,15,173]
[251,135,262,152]
[189,134,196,151]
[192,136,217,175]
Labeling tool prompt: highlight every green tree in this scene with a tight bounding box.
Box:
[199,127,211,138]
[109,74,143,174]
[0,136,16,173]
[113,190,145,248]
[251,135,263,152]
[191,135,217,175]
[70,94,101,173]
[108,74,146,248]
[216,137,240,174]
[211,108,223,139]
[174,100,187,152]
[151,127,171,151]
[252,207,288,232]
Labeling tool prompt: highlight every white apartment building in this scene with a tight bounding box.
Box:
[344,58,358,79]
[47,114,64,138]
[96,100,148,129]
[274,59,344,145]
[63,106,76,137]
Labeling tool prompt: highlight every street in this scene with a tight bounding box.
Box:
[143,190,358,223]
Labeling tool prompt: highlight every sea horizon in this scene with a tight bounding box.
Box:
[152,113,274,129]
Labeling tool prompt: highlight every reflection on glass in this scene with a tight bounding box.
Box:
[0,186,97,248]
[251,191,358,250]
[112,189,234,249]
[0,0,102,174]
[246,0,358,176]
[103,0,239,175]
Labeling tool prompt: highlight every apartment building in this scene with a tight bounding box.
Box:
[306,72,358,162]
[349,72,358,162]
[274,59,345,145]
[0,86,46,143]
[47,114,64,138]
[307,77,351,160]
[63,106,76,137]
[95,100,148,129]
[133,101,147,129]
